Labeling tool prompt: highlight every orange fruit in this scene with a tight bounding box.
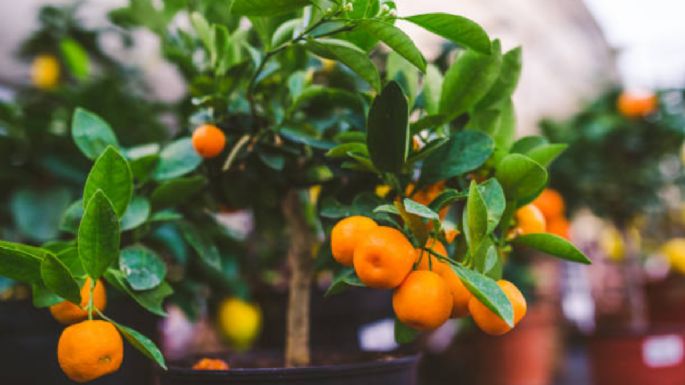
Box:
[193,358,230,371]
[515,204,546,235]
[415,238,448,271]
[31,54,60,90]
[57,320,123,383]
[416,239,472,317]
[532,188,565,220]
[192,124,226,158]
[406,182,448,219]
[353,226,415,289]
[331,216,378,266]
[468,279,527,335]
[547,218,570,240]
[50,278,107,325]
[444,229,460,244]
[617,90,658,118]
[393,270,453,330]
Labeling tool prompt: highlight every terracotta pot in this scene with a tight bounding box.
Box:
[421,301,561,385]
[645,276,685,325]
[157,351,419,385]
[588,326,685,385]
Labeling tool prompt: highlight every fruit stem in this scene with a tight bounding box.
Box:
[282,190,317,367]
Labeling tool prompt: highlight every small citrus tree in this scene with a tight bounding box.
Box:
[0,0,592,382]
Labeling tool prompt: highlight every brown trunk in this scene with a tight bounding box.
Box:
[282,190,316,367]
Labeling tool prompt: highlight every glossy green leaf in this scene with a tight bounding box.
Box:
[395,318,419,344]
[32,282,63,308]
[178,223,221,272]
[452,264,514,326]
[56,247,84,277]
[78,191,120,279]
[232,0,310,16]
[406,137,449,164]
[495,154,548,201]
[439,43,502,121]
[10,187,71,242]
[357,19,426,72]
[475,47,522,110]
[105,270,172,316]
[120,245,167,291]
[324,268,365,297]
[404,198,439,220]
[478,179,506,233]
[465,181,488,255]
[513,233,591,264]
[71,108,119,160]
[114,322,167,369]
[404,13,491,53]
[0,244,42,283]
[153,138,203,181]
[59,38,90,80]
[83,146,133,217]
[306,38,381,91]
[366,81,409,173]
[326,143,368,158]
[59,200,84,234]
[41,253,81,304]
[421,130,494,184]
[150,176,207,209]
[423,64,443,115]
[120,197,151,231]
[428,188,467,212]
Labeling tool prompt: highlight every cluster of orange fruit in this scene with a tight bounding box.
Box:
[330,216,526,335]
[521,188,571,240]
[49,278,122,383]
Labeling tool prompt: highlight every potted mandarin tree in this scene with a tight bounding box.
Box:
[1,1,591,385]
[542,87,685,385]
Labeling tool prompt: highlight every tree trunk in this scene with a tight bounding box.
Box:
[282,190,316,367]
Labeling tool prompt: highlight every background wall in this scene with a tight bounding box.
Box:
[0,0,617,134]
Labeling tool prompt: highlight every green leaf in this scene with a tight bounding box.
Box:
[403,198,439,220]
[153,138,203,181]
[78,191,121,279]
[395,318,419,344]
[374,204,401,216]
[178,223,221,272]
[289,86,365,116]
[232,0,310,16]
[59,200,84,234]
[357,20,426,72]
[495,154,548,201]
[439,43,502,121]
[366,81,409,173]
[513,233,591,264]
[41,253,81,304]
[452,264,514,326]
[306,38,381,91]
[421,130,494,184]
[83,146,133,217]
[150,176,207,209]
[190,12,213,52]
[406,137,449,164]
[386,52,420,107]
[148,210,183,223]
[11,187,71,242]
[478,179,506,233]
[510,136,548,154]
[428,188,467,212]
[105,270,172,316]
[56,247,84,277]
[326,143,368,158]
[59,38,90,80]
[320,198,352,219]
[465,181,488,255]
[114,322,167,369]
[511,138,567,168]
[32,282,63,308]
[120,245,167,291]
[423,64,443,115]
[71,108,119,160]
[129,154,160,183]
[120,197,151,231]
[324,268,365,297]
[0,244,43,283]
[475,47,522,110]
[404,13,491,54]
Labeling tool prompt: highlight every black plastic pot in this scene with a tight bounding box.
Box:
[158,352,419,385]
[0,296,158,385]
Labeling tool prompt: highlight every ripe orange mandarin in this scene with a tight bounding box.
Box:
[50,278,106,325]
[57,320,123,383]
[532,188,565,220]
[515,204,546,235]
[547,217,571,240]
[393,270,453,330]
[192,124,226,158]
[406,181,448,219]
[468,279,527,336]
[192,358,231,371]
[353,226,415,289]
[331,216,378,266]
[416,239,472,317]
[617,90,658,118]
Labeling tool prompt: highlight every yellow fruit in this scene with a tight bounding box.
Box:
[331,216,378,266]
[662,238,685,275]
[218,298,262,348]
[57,320,123,383]
[31,54,60,90]
[600,226,624,262]
[49,278,107,325]
[393,270,453,330]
